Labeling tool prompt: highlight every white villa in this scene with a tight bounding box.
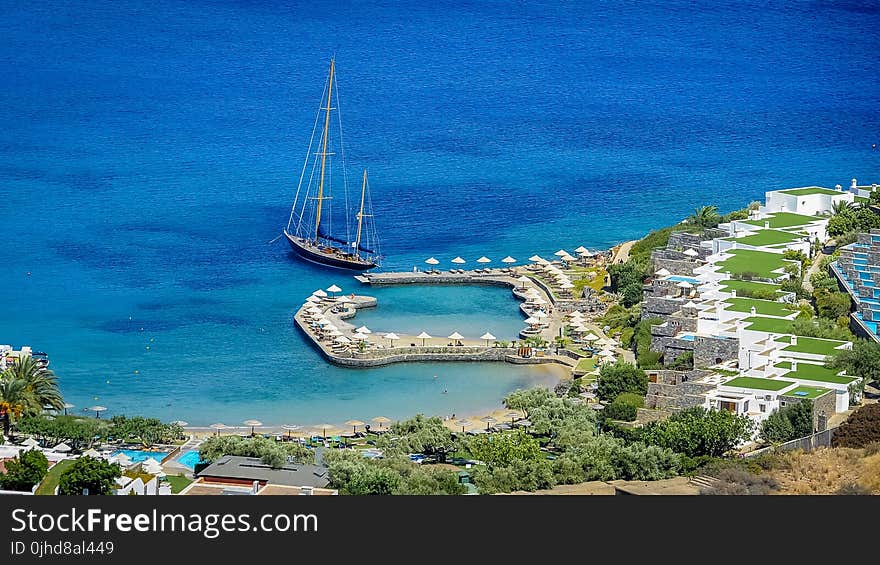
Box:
[640,180,868,434]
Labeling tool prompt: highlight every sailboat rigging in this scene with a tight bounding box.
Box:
[283,59,381,270]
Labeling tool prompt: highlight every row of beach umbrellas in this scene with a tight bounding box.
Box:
[206,416,394,438]
[424,256,517,267]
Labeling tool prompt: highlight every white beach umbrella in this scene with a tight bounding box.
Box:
[416,331,432,346]
[334,335,352,344]
[683,301,699,308]
[560,253,576,262]
[533,311,549,319]
[337,295,353,304]
[425,257,440,265]
[326,284,342,293]
[501,256,516,264]
[21,437,39,448]
[305,296,321,303]
[516,275,531,289]
[476,256,491,264]
[655,268,671,277]
[554,249,569,257]
[451,256,466,264]
[82,448,102,459]
[584,333,600,342]
[480,332,496,346]
[448,331,464,340]
[570,325,588,333]
[87,406,107,418]
[560,282,575,289]
[676,281,694,289]
[312,289,328,297]
[384,332,400,346]
[529,255,544,262]
[356,325,372,334]
[306,306,322,314]
[683,248,699,257]
[574,245,589,254]
[524,317,540,325]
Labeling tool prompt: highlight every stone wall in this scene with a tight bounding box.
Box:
[643,296,686,318]
[779,390,837,432]
[693,335,739,368]
[635,408,672,425]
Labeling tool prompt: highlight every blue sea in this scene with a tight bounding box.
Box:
[1,0,878,425]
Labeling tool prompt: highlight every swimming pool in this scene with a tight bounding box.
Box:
[665,275,701,284]
[679,334,696,342]
[111,449,170,464]
[175,450,203,470]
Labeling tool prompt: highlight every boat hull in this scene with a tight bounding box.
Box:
[284,231,378,271]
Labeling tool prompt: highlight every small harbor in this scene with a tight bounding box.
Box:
[294,256,631,373]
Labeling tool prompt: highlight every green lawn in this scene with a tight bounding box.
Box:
[780,187,841,196]
[775,336,848,356]
[718,279,783,295]
[781,386,832,400]
[774,361,857,384]
[165,474,193,494]
[716,249,792,279]
[35,459,76,495]
[724,297,796,317]
[742,316,795,334]
[574,357,598,374]
[723,376,796,391]
[727,229,802,247]
[742,212,818,229]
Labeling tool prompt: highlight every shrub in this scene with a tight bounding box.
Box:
[597,360,648,402]
[668,351,694,371]
[604,392,644,422]
[832,404,880,448]
[0,449,49,492]
[58,456,121,496]
[760,400,813,443]
[701,468,778,495]
[638,407,754,458]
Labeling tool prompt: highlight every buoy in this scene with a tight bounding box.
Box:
[26,272,31,277]
[134,370,139,374]
[146,346,150,350]
[105,380,110,384]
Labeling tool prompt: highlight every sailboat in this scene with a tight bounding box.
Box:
[283,59,381,271]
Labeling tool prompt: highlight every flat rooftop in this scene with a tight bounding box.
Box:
[781,386,832,400]
[722,376,796,391]
[724,297,796,317]
[775,335,848,356]
[774,361,857,385]
[725,229,803,247]
[778,187,841,196]
[743,212,819,229]
[197,456,330,488]
[716,249,791,279]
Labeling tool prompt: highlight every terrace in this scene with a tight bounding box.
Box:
[742,212,818,229]
[774,361,857,385]
[781,386,831,400]
[724,229,803,247]
[774,336,848,357]
[722,376,795,391]
[741,316,795,334]
[779,187,841,197]
[724,297,796,318]
[717,279,784,296]
[716,249,792,279]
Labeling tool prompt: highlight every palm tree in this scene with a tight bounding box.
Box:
[0,378,27,436]
[1,356,64,423]
[688,205,721,228]
[831,200,854,216]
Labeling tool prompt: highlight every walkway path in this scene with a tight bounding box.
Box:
[611,239,638,265]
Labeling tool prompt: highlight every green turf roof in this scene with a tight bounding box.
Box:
[742,316,795,334]
[781,386,832,399]
[723,377,796,391]
[718,279,784,295]
[726,230,803,247]
[774,362,857,384]
[724,297,796,317]
[716,249,792,279]
[742,212,819,229]
[778,336,848,356]
[779,187,841,196]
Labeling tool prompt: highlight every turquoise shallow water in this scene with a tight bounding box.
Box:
[1,0,878,425]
